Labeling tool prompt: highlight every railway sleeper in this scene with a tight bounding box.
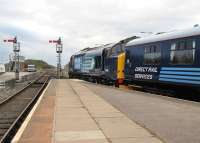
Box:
[0,114,18,119]
[0,104,30,110]
[34,82,45,85]
[0,120,15,128]
[0,129,8,136]
[0,124,11,129]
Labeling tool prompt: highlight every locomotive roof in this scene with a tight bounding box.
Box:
[72,43,116,56]
[85,46,104,55]
[126,26,200,46]
[103,43,116,49]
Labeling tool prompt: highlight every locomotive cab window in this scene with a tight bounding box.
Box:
[109,45,124,56]
[144,45,161,64]
[106,49,112,57]
[170,39,196,64]
[115,45,124,54]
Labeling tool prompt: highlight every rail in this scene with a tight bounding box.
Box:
[0,73,50,142]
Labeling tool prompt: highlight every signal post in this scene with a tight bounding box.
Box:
[4,36,20,80]
[49,37,63,79]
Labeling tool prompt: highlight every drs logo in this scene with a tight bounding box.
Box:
[134,67,158,80]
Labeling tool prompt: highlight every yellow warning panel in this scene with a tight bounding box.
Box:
[117,52,125,82]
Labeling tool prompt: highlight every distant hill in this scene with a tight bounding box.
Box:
[25,59,54,70]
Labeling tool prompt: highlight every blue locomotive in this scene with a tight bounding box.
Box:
[69,37,138,86]
[68,43,125,86]
[69,26,200,89]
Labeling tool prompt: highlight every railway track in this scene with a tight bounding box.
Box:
[0,73,50,143]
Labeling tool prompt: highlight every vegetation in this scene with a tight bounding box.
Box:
[25,59,54,70]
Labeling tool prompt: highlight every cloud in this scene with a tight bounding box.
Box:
[0,0,200,66]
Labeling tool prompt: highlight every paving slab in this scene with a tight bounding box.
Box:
[55,108,90,118]
[110,137,164,143]
[95,117,152,138]
[69,80,163,143]
[91,111,124,118]
[53,80,108,143]
[15,79,163,143]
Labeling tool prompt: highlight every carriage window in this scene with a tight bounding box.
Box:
[144,45,161,64]
[170,40,196,64]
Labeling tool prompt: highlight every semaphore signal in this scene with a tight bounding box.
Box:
[49,37,63,79]
[3,36,20,80]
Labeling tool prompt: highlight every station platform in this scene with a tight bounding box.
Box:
[12,79,163,143]
[0,72,35,81]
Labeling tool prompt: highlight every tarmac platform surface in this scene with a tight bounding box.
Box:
[13,79,163,143]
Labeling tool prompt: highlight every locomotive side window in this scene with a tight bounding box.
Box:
[95,56,101,69]
[74,57,82,70]
[81,55,95,72]
[170,39,196,64]
[144,45,161,64]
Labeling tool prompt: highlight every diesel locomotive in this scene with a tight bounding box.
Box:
[69,36,138,86]
[69,26,200,89]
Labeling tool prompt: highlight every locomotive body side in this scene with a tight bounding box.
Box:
[124,27,200,88]
[81,47,105,82]
[69,46,106,82]
[68,53,85,79]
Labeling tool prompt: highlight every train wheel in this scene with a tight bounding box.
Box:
[96,79,100,84]
[115,81,119,88]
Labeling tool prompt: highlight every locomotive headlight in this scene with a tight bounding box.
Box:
[126,59,132,67]
[127,59,130,64]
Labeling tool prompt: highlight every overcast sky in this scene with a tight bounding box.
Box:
[0,0,199,65]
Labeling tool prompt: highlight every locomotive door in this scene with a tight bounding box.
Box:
[104,48,117,80]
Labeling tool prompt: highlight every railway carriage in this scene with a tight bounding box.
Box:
[124,27,200,88]
[69,26,200,89]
